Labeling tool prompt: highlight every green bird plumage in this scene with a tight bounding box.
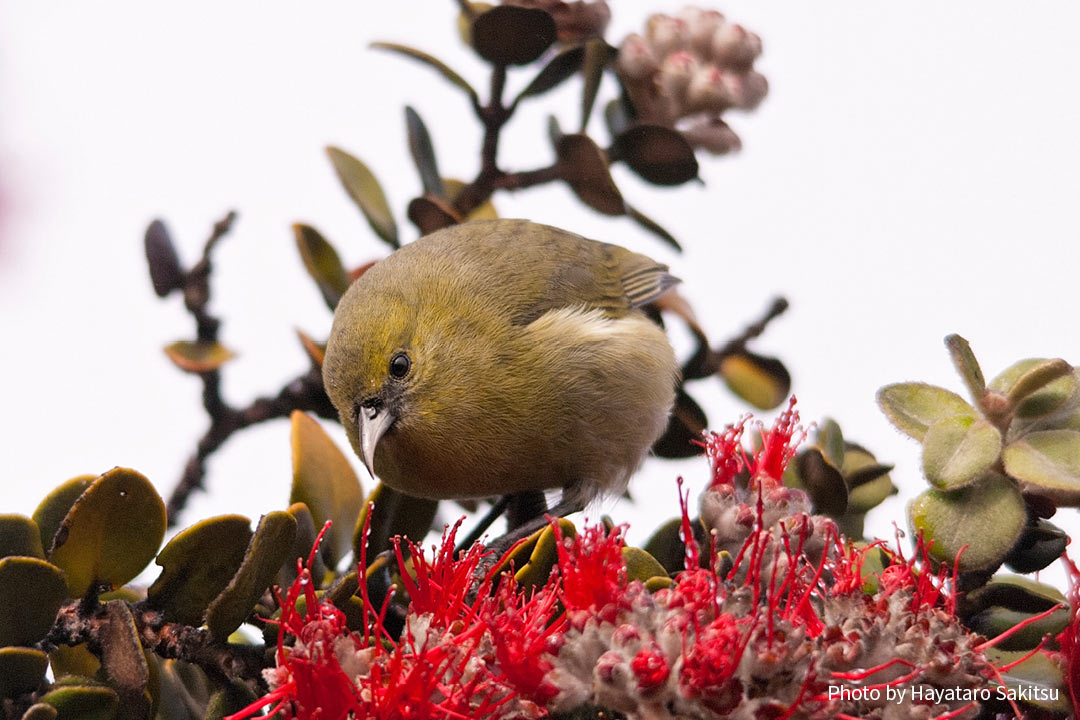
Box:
[322,218,679,507]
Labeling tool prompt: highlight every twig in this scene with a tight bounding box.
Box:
[164,213,338,525]
[46,599,269,686]
[716,296,789,357]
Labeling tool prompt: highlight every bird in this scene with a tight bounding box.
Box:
[322,218,680,536]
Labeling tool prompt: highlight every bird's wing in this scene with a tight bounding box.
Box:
[438,219,680,325]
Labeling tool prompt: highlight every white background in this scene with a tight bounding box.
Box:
[2,2,1079,583]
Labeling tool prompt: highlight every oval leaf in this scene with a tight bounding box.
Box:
[49,468,166,598]
[205,511,297,641]
[21,705,58,720]
[0,557,67,646]
[794,448,848,517]
[990,358,1078,420]
[99,600,149,698]
[0,514,44,559]
[471,6,556,66]
[580,39,612,130]
[921,416,1002,490]
[443,179,497,221]
[143,220,184,298]
[642,518,687,575]
[163,340,235,374]
[407,195,462,234]
[293,224,350,309]
[719,351,791,410]
[652,390,707,459]
[404,106,445,198]
[876,382,977,441]
[1003,429,1080,505]
[907,472,1026,572]
[515,45,585,103]
[815,418,845,470]
[967,605,1070,651]
[370,42,478,102]
[40,682,119,720]
[290,411,364,568]
[1004,518,1069,574]
[612,124,699,186]
[512,519,577,589]
[984,649,1071,714]
[33,475,95,555]
[325,146,400,249]
[147,515,253,626]
[0,647,49,699]
[555,133,624,215]
[944,334,986,403]
[842,448,896,513]
[622,546,667,583]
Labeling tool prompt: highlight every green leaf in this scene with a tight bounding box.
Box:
[985,649,1072,713]
[512,519,576,590]
[370,42,478,102]
[40,682,119,720]
[842,448,896,513]
[1003,429,1080,505]
[1004,518,1069,573]
[944,334,986,404]
[719,351,791,410]
[147,515,253,626]
[580,39,610,131]
[794,448,848,517]
[652,390,707,459]
[815,419,845,469]
[967,605,1070,651]
[622,547,667,583]
[642,517,688,574]
[20,704,59,720]
[353,483,439,559]
[33,475,95,555]
[163,341,236,374]
[325,146,399,249]
[470,6,556,66]
[0,514,44,559]
[0,557,66,647]
[48,643,100,680]
[0,647,49,699]
[277,502,324,589]
[48,468,166,598]
[293,224,350,310]
[203,681,258,720]
[290,411,364,568]
[514,45,585,105]
[907,472,1026,572]
[990,358,1079,420]
[921,416,1002,490]
[404,106,445,198]
[204,511,297,641]
[876,382,977,441]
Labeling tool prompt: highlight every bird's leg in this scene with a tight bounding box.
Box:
[482,493,584,564]
[455,494,510,554]
[505,490,548,531]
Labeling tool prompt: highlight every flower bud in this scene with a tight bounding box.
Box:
[657,50,700,107]
[680,7,726,56]
[681,118,742,155]
[729,70,769,110]
[685,65,735,113]
[710,22,762,67]
[618,33,659,80]
[645,13,689,58]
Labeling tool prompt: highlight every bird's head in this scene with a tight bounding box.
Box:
[322,274,425,480]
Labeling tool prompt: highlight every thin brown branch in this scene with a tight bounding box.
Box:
[715,296,789,357]
[45,599,269,687]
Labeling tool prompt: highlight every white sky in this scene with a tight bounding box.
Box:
[2,2,1079,583]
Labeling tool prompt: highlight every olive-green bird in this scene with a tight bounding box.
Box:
[323,218,679,518]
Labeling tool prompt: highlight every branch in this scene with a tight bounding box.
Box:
[46,599,269,687]
[716,296,789,357]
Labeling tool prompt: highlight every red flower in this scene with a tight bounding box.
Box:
[1056,554,1080,713]
[553,522,628,625]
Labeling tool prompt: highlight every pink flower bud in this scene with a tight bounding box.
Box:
[657,50,699,106]
[618,34,659,80]
[680,7,726,56]
[645,14,689,58]
[681,118,742,155]
[710,22,762,67]
[731,70,768,110]
[685,65,735,113]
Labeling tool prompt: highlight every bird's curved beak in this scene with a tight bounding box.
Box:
[359,404,395,480]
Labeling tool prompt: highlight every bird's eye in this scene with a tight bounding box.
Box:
[389,352,411,379]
